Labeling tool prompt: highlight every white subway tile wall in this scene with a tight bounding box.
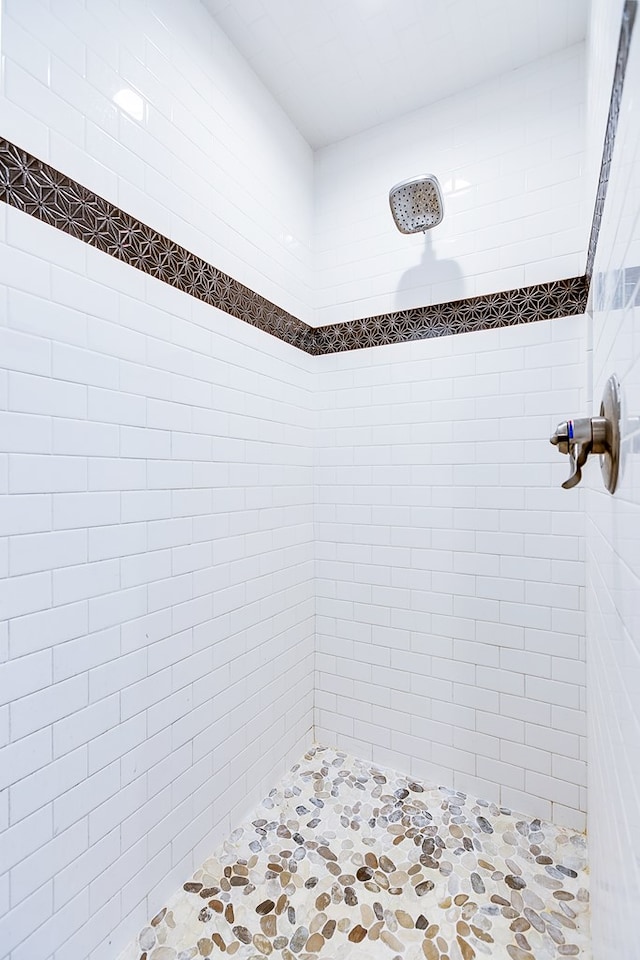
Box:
[0,10,317,954]
[314,315,587,829]
[313,44,589,327]
[0,205,316,960]
[0,0,315,323]
[0,2,313,955]
[586,1,640,954]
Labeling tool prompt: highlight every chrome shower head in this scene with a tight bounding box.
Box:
[389,175,444,234]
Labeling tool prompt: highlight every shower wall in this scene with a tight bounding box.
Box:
[315,315,587,829]
[0,203,315,960]
[585,1,640,955]
[0,2,315,959]
[0,208,315,960]
[313,44,588,327]
[0,0,314,320]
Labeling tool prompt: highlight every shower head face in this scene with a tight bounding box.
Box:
[389,175,444,234]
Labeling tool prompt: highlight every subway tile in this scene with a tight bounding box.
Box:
[10,819,88,905]
[9,746,88,825]
[0,328,51,376]
[52,342,119,388]
[87,387,146,427]
[53,695,120,759]
[9,529,87,576]
[525,769,580,809]
[53,492,120,530]
[53,826,120,912]
[0,569,52,620]
[52,419,120,458]
[0,411,51,454]
[0,651,52,708]
[0,729,52,791]
[0,493,52,536]
[9,454,87,494]
[0,884,54,956]
[53,760,121,834]
[9,601,88,658]
[10,674,88,741]
[526,675,581,710]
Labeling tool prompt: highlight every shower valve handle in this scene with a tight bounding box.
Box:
[549,376,622,494]
[550,416,607,489]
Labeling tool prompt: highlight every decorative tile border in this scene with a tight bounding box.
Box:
[0,138,316,354]
[0,0,633,360]
[313,278,588,354]
[0,136,588,356]
[585,0,637,279]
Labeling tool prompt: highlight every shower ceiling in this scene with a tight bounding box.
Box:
[202,0,588,148]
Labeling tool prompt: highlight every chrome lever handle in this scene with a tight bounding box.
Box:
[550,418,598,489]
[549,375,621,494]
[561,440,592,489]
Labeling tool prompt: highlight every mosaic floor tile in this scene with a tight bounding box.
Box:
[120,745,590,960]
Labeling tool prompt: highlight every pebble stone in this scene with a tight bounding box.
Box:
[139,928,156,951]
[122,746,591,960]
[348,925,367,943]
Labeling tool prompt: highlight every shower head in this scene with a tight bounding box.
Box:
[388,175,444,234]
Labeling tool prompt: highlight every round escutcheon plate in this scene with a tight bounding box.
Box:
[600,374,621,494]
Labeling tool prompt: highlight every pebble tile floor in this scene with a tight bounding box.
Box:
[121,745,590,960]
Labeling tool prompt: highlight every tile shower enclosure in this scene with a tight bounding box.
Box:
[0,1,638,960]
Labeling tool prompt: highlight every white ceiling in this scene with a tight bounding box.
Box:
[202,0,588,149]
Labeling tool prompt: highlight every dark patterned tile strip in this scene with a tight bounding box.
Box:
[312,277,589,354]
[585,0,637,279]
[0,138,316,354]
[0,136,587,356]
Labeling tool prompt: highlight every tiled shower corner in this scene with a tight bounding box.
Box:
[120,746,590,960]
